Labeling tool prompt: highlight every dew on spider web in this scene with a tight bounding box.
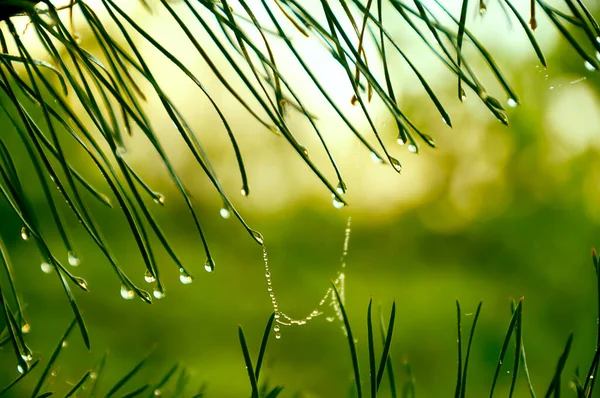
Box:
[261,217,352,339]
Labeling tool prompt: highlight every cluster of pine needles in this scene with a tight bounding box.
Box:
[0,0,599,396]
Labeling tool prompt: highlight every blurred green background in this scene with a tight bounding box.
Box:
[1,1,600,396]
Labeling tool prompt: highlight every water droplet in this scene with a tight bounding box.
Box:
[350,95,359,106]
[507,98,518,108]
[596,52,600,62]
[120,285,135,300]
[299,145,309,157]
[75,278,88,290]
[61,341,68,348]
[397,136,405,145]
[153,287,165,299]
[90,372,98,380]
[144,271,156,283]
[20,227,30,241]
[67,251,80,266]
[179,269,193,285]
[596,36,600,44]
[549,85,555,90]
[585,61,596,71]
[408,144,417,153]
[219,207,231,219]
[73,33,82,44]
[332,194,345,209]
[41,262,52,274]
[21,354,32,362]
[370,152,384,164]
[252,230,264,245]
[21,324,31,334]
[390,157,402,173]
[17,365,24,374]
[115,146,127,157]
[241,188,248,197]
[204,258,215,273]
[265,270,271,278]
[274,312,280,319]
[154,389,162,396]
[274,325,280,332]
[326,317,335,322]
[153,193,165,205]
[336,181,346,195]
[275,333,281,339]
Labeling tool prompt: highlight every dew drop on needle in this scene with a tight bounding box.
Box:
[20,226,29,241]
[120,285,134,300]
[219,207,231,219]
[144,270,156,283]
[67,251,80,267]
[179,269,193,285]
[41,262,52,274]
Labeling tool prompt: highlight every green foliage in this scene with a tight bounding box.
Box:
[0,0,599,396]
[2,251,600,396]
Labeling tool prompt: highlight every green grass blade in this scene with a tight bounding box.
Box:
[255,312,275,381]
[332,283,362,398]
[510,299,537,398]
[490,299,522,397]
[173,368,188,398]
[460,301,483,398]
[265,386,284,398]
[106,355,149,397]
[122,384,150,398]
[238,325,259,398]
[30,318,77,398]
[89,353,107,398]
[64,370,91,398]
[402,361,416,398]
[376,301,396,391]
[367,298,377,398]
[544,332,574,397]
[454,300,463,398]
[509,299,523,398]
[378,306,397,398]
[147,363,179,398]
